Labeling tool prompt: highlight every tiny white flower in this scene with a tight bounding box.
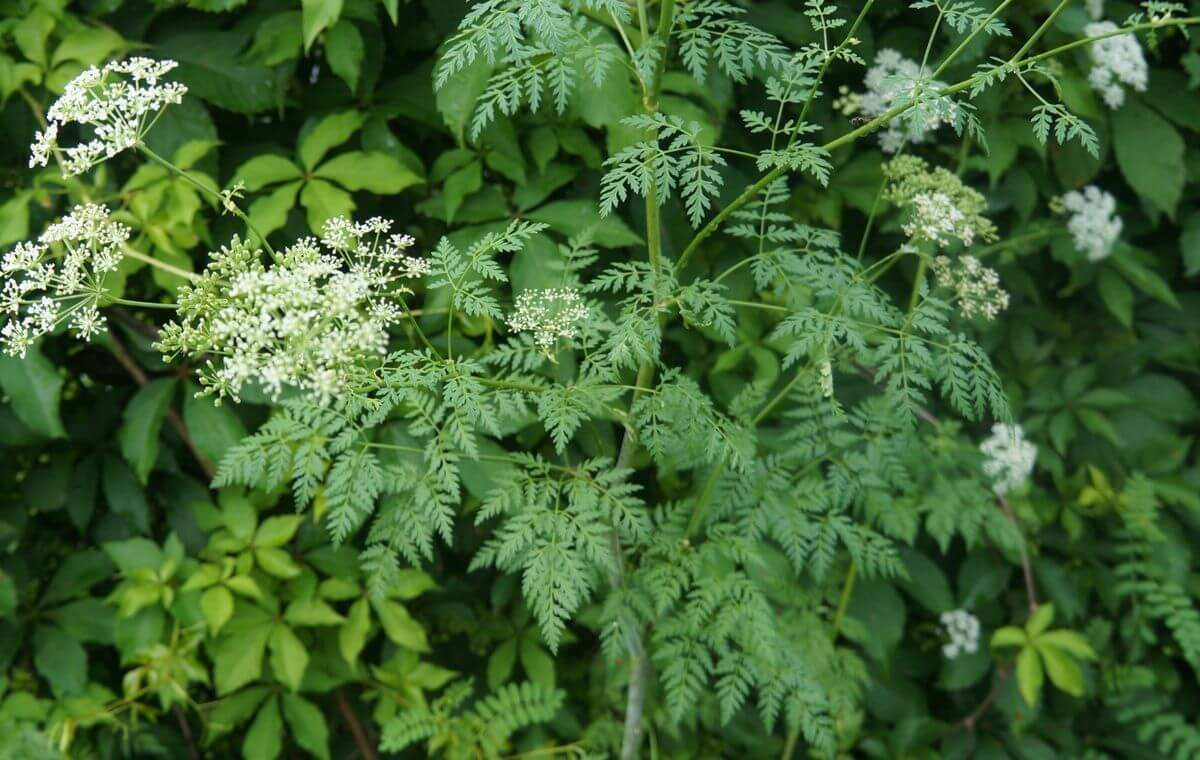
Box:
[980,423,1037,495]
[940,609,981,660]
[1062,185,1122,262]
[1084,22,1147,110]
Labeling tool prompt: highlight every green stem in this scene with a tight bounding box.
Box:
[909,257,928,312]
[112,298,178,310]
[1011,0,1071,65]
[138,144,278,259]
[930,0,1016,79]
[123,246,203,283]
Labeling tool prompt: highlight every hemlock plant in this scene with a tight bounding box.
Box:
[1,1,1200,759]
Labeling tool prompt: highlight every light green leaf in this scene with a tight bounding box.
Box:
[209,687,270,741]
[226,575,264,601]
[1026,603,1055,637]
[302,0,343,52]
[256,547,302,579]
[102,538,163,574]
[268,624,309,691]
[990,626,1027,650]
[339,597,371,665]
[300,179,355,234]
[1037,630,1097,660]
[0,343,65,439]
[281,694,331,760]
[314,151,423,194]
[1037,643,1084,697]
[213,616,272,695]
[255,515,303,548]
[232,155,302,192]
[201,586,235,636]
[51,26,127,67]
[243,696,283,760]
[285,597,345,627]
[248,180,303,239]
[372,599,429,652]
[1016,646,1043,707]
[118,379,176,484]
[325,21,363,92]
[298,111,365,170]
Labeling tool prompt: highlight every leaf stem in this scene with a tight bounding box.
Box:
[123,246,203,283]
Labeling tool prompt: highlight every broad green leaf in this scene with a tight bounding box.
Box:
[1096,268,1132,327]
[49,599,115,644]
[325,21,363,92]
[248,180,303,238]
[1027,603,1055,637]
[163,30,290,114]
[1112,99,1184,218]
[298,111,365,170]
[43,549,114,604]
[285,597,345,626]
[519,638,555,690]
[0,193,30,247]
[300,179,355,234]
[51,26,126,67]
[268,624,309,691]
[213,614,272,695]
[33,625,87,696]
[101,456,151,535]
[1016,646,1043,707]
[339,597,371,665]
[487,639,517,689]
[372,599,429,652]
[118,379,176,484]
[1037,643,1084,697]
[1036,630,1097,660]
[182,386,247,467]
[232,155,302,192]
[209,687,270,740]
[255,516,303,548]
[243,696,283,760]
[1110,247,1180,308]
[314,151,423,194]
[990,626,1027,650]
[201,586,235,636]
[226,575,264,601]
[256,547,303,579]
[0,343,65,439]
[301,0,343,53]
[281,694,331,760]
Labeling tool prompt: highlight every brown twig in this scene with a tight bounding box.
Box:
[173,706,202,760]
[107,329,216,480]
[335,688,378,760]
[959,666,1011,731]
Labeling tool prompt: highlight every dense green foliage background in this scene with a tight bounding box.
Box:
[2,0,1200,758]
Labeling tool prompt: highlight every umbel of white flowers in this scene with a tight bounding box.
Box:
[0,204,129,357]
[980,423,1037,496]
[857,49,957,154]
[1062,185,1123,262]
[30,57,187,175]
[157,217,426,403]
[506,287,589,352]
[940,609,981,660]
[932,255,1010,320]
[1083,21,1148,109]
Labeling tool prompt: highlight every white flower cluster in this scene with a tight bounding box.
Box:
[904,192,976,248]
[506,287,589,352]
[1,204,130,357]
[940,609,981,660]
[159,217,426,403]
[932,255,1010,320]
[1083,21,1147,109]
[1062,185,1122,262]
[860,49,957,153]
[30,57,187,175]
[980,423,1037,496]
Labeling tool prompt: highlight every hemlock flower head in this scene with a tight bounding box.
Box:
[980,423,1037,495]
[1083,21,1147,109]
[31,57,187,175]
[932,255,1010,320]
[0,204,130,357]
[884,156,997,249]
[940,609,981,659]
[157,216,421,403]
[1062,185,1122,262]
[506,287,589,352]
[860,49,957,153]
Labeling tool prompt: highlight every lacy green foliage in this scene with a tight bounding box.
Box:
[3,1,1200,759]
